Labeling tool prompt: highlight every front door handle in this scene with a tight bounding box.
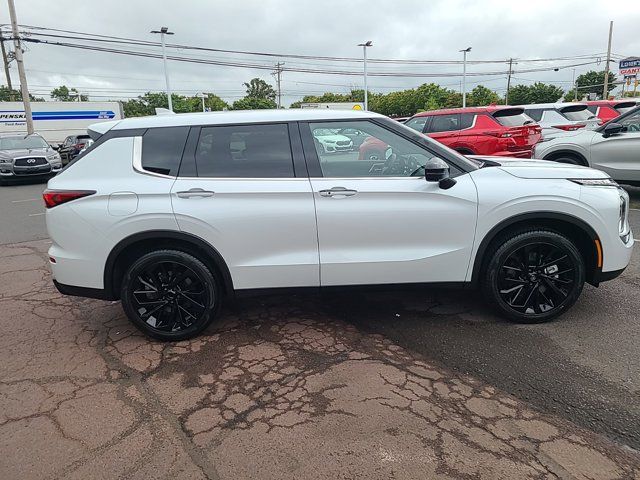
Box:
[176,188,215,198]
[319,187,358,198]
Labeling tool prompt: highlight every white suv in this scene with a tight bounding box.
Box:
[45,110,633,340]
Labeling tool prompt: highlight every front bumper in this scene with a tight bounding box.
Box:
[0,162,62,177]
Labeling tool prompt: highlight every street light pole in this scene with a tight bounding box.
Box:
[358,41,372,110]
[572,68,578,101]
[460,47,472,108]
[151,27,174,111]
[7,0,33,134]
[198,93,208,112]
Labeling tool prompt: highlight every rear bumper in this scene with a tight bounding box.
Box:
[53,279,113,300]
[490,150,533,159]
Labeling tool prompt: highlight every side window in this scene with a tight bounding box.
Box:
[426,114,460,133]
[63,136,72,146]
[309,120,443,178]
[405,117,428,132]
[141,126,189,176]
[525,109,543,122]
[460,113,475,130]
[586,106,598,115]
[195,123,294,178]
[618,110,640,131]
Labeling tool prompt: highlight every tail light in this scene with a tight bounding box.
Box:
[484,130,514,138]
[74,143,86,149]
[43,189,96,208]
[552,124,586,131]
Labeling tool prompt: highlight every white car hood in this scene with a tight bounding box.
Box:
[315,134,350,142]
[474,157,608,180]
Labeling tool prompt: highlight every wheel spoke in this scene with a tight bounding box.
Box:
[179,292,205,310]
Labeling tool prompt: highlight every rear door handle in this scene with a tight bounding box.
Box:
[176,188,215,198]
[319,186,358,198]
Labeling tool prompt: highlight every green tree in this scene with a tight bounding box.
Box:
[574,70,617,100]
[506,84,531,105]
[526,82,564,103]
[468,85,502,106]
[0,84,43,102]
[243,78,276,101]
[50,85,88,101]
[122,92,230,117]
[232,97,277,110]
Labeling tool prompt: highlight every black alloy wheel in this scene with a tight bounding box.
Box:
[483,230,585,323]
[121,250,218,340]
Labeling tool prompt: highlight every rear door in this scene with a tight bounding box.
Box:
[590,108,640,183]
[301,119,478,286]
[170,122,319,290]
[424,114,461,148]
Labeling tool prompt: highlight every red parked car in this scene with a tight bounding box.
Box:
[359,106,541,160]
[584,100,639,123]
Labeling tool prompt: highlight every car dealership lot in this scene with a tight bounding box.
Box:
[1,181,640,478]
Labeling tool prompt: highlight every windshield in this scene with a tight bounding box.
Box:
[560,106,595,122]
[492,108,535,126]
[0,135,49,150]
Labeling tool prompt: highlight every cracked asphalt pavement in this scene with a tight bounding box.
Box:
[1,239,639,479]
[1,183,639,479]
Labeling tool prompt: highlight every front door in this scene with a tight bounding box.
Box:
[301,119,478,287]
[590,109,640,183]
[171,122,319,290]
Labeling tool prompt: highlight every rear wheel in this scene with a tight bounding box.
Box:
[482,229,585,323]
[120,250,219,341]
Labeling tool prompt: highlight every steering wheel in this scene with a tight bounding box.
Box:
[382,153,422,176]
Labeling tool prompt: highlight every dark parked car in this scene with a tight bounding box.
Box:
[57,134,91,164]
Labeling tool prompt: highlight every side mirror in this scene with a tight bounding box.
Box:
[424,157,457,189]
[603,122,624,138]
[51,144,59,151]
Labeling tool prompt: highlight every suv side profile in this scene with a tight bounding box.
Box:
[584,100,639,123]
[400,106,541,158]
[517,103,602,137]
[45,110,633,341]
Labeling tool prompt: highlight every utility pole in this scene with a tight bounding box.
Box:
[603,20,613,100]
[572,68,578,101]
[0,31,14,98]
[150,27,174,111]
[505,58,513,105]
[7,0,33,134]
[274,62,284,109]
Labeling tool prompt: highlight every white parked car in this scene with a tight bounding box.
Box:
[534,105,640,186]
[44,109,633,340]
[517,103,602,137]
[312,128,353,153]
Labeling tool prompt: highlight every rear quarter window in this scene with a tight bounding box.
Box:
[141,126,190,176]
[493,108,533,126]
[560,106,594,122]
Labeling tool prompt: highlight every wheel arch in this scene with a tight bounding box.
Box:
[542,149,589,166]
[104,230,234,300]
[471,212,601,286]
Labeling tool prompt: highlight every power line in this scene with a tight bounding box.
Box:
[3,24,609,67]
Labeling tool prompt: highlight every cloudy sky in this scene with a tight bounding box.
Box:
[2,0,639,106]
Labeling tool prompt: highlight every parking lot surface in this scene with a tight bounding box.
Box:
[1,239,639,479]
[1,182,640,479]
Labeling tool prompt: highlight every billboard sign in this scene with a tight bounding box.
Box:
[620,57,640,76]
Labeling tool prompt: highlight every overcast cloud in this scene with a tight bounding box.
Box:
[2,0,639,106]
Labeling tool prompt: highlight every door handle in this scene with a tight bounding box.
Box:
[319,186,358,198]
[176,188,215,198]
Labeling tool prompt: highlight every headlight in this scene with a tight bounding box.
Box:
[569,178,618,187]
[618,190,631,242]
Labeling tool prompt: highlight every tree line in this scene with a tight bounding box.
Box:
[0,70,619,118]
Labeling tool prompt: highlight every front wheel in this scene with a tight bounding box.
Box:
[482,229,585,323]
[120,250,219,341]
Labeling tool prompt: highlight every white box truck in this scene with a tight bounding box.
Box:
[0,101,123,144]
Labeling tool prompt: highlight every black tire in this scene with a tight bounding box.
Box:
[552,154,582,165]
[120,249,220,341]
[482,229,585,323]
